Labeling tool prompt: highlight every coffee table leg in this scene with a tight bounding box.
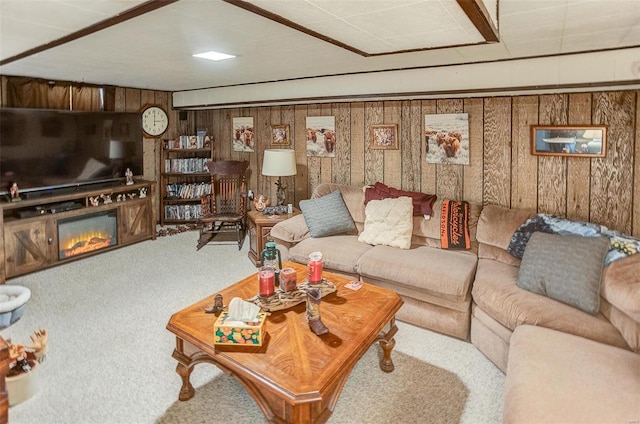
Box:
[176,362,195,401]
[376,317,399,373]
[172,338,216,401]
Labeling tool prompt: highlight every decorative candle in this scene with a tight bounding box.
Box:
[307,251,323,284]
[279,267,297,292]
[258,266,275,297]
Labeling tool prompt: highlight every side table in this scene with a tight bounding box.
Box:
[247,208,300,266]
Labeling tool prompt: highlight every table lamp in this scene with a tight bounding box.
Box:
[261,149,297,206]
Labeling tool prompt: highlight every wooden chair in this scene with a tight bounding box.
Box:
[196,160,249,250]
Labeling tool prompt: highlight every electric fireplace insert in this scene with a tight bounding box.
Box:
[58,210,118,260]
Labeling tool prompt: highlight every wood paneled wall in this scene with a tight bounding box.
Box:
[112,87,176,225]
[184,91,640,237]
[2,77,637,237]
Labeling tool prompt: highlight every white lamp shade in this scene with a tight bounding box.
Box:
[261,149,297,177]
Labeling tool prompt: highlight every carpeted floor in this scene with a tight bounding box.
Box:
[3,230,504,423]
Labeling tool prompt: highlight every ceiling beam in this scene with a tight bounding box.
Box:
[457,0,500,43]
[226,0,499,58]
[223,0,370,57]
[0,0,179,67]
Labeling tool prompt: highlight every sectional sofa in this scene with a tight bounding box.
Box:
[473,204,639,422]
[270,183,640,423]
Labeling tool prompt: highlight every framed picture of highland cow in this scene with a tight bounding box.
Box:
[233,117,255,152]
[306,116,335,157]
[369,124,398,150]
[424,113,470,165]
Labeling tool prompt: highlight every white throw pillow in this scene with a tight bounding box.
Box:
[358,196,413,249]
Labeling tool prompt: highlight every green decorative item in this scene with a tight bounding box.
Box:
[260,241,282,282]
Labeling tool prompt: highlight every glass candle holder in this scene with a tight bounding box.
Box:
[279,267,297,292]
[258,266,275,297]
[307,251,323,284]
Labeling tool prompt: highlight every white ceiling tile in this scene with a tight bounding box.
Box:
[1,0,639,91]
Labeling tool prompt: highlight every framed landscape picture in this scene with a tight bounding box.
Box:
[531,125,607,157]
[271,124,290,146]
[369,124,398,150]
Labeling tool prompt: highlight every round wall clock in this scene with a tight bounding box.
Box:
[141,104,169,137]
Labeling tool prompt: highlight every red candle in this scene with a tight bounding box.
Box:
[258,267,275,297]
[280,267,297,292]
[307,251,323,284]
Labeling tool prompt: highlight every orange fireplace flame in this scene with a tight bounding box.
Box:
[61,230,114,257]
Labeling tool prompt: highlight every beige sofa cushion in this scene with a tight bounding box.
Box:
[601,253,640,351]
[600,298,640,353]
[602,253,640,322]
[504,325,640,424]
[270,214,309,243]
[472,258,629,349]
[358,245,477,303]
[288,234,373,275]
[476,204,532,253]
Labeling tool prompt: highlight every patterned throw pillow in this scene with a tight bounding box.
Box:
[299,190,356,238]
[517,232,609,314]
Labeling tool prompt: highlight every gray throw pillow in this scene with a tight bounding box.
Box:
[517,232,610,314]
[299,190,356,238]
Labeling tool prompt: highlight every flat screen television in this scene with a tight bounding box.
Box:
[0,107,143,197]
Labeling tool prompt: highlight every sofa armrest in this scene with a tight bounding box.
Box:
[270,214,310,262]
[271,214,310,243]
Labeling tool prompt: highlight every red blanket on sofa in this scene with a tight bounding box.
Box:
[364,182,437,217]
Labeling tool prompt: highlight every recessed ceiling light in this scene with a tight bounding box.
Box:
[193,51,236,61]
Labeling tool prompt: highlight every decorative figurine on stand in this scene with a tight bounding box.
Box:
[125,168,134,185]
[205,294,225,315]
[254,194,270,212]
[101,193,113,204]
[8,181,20,202]
[139,187,147,198]
[306,287,329,336]
[89,196,100,207]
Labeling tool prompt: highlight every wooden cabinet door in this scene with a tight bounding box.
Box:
[119,201,153,244]
[4,219,55,278]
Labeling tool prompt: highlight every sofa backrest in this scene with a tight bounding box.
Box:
[475,204,533,266]
[312,183,483,252]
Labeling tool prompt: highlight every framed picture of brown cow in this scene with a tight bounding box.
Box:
[306,116,335,157]
[369,124,399,150]
[232,117,255,152]
[424,113,469,165]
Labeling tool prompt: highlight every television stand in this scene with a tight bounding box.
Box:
[0,180,156,283]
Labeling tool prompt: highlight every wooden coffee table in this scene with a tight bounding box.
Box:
[166,261,403,424]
